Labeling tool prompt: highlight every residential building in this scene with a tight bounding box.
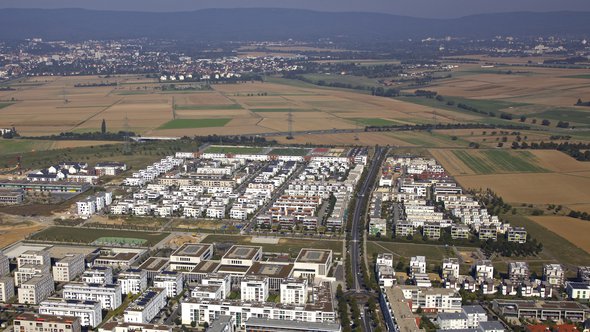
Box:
[17,249,50,268]
[53,254,85,282]
[221,245,262,267]
[409,256,427,277]
[376,253,394,268]
[0,189,25,205]
[201,274,231,299]
[153,271,183,298]
[507,227,527,244]
[241,276,269,302]
[13,313,81,332]
[280,278,308,305]
[399,285,462,313]
[39,298,103,327]
[442,258,460,279]
[124,288,167,324]
[451,225,470,239]
[63,282,122,310]
[244,317,341,332]
[0,276,15,302]
[118,269,148,295]
[543,264,565,287]
[462,305,488,328]
[436,312,468,330]
[0,252,9,276]
[492,299,589,322]
[82,266,113,284]
[566,282,590,300]
[508,262,530,282]
[99,322,171,332]
[18,274,54,304]
[474,260,494,283]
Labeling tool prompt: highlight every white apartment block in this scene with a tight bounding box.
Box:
[399,286,462,313]
[241,276,269,302]
[63,282,122,310]
[376,253,394,268]
[53,254,86,282]
[462,305,488,328]
[181,299,336,327]
[191,284,224,300]
[280,279,308,305]
[15,264,50,287]
[124,288,167,324]
[507,227,527,244]
[77,199,97,216]
[221,245,262,267]
[14,313,82,332]
[82,266,114,284]
[18,274,55,304]
[201,274,231,299]
[475,260,494,282]
[153,271,183,298]
[39,298,103,327]
[508,262,530,282]
[409,256,427,277]
[17,249,51,268]
[442,258,460,279]
[118,269,148,295]
[0,276,15,302]
[566,282,590,300]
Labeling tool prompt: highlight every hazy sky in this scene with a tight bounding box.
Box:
[1,0,590,18]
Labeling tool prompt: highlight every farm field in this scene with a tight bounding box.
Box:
[430,149,546,175]
[528,216,590,254]
[268,148,310,156]
[30,226,169,246]
[273,132,416,146]
[158,118,231,129]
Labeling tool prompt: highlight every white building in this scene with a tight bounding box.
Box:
[0,276,15,302]
[399,286,462,313]
[436,312,468,330]
[376,253,394,268]
[292,249,332,280]
[124,288,167,324]
[153,271,183,298]
[169,244,213,271]
[566,282,590,300]
[241,276,269,302]
[17,249,51,268]
[409,256,427,277]
[201,274,231,299]
[53,254,86,282]
[0,252,9,276]
[39,298,103,327]
[118,269,148,295]
[475,260,494,283]
[221,245,262,267]
[543,264,565,287]
[82,266,114,284]
[462,305,488,328]
[280,278,308,305]
[442,258,460,279]
[18,274,55,304]
[77,199,97,216]
[63,282,122,310]
[15,264,50,287]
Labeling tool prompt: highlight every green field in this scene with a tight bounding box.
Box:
[250,108,315,113]
[367,241,454,262]
[452,150,546,174]
[0,102,14,109]
[202,234,343,257]
[563,75,590,79]
[174,104,243,110]
[158,118,231,129]
[31,227,169,246]
[268,148,310,156]
[94,236,148,246]
[0,140,54,156]
[529,108,590,126]
[396,96,529,119]
[351,118,401,126]
[206,146,264,154]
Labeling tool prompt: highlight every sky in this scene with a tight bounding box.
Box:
[1,0,590,18]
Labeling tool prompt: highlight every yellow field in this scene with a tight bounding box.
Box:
[528,216,590,254]
[456,173,590,205]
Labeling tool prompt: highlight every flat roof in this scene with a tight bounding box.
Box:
[216,265,250,274]
[15,313,80,324]
[172,244,212,257]
[385,287,425,332]
[222,245,261,260]
[138,257,169,271]
[245,317,341,332]
[295,249,332,264]
[245,262,293,279]
[191,261,220,274]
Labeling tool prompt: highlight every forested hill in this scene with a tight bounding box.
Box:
[0,8,589,41]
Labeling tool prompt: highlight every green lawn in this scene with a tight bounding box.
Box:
[452,150,546,174]
[0,140,54,156]
[174,104,243,110]
[396,96,528,119]
[205,146,264,154]
[158,118,231,129]
[268,148,310,156]
[562,74,590,79]
[351,118,401,126]
[31,227,169,246]
[0,102,14,109]
[202,234,343,257]
[251,108,315,113]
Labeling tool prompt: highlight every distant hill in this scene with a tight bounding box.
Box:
[0,8,589,41]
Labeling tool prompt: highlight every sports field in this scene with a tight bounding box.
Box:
[158,118,231,129]
[30,226,169,246]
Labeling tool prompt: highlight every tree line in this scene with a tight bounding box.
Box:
[511,141,590,161]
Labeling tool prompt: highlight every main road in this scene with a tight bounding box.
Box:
[349,146,387,332]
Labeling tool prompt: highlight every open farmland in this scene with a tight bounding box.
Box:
[528,216,590,254]
[430,149,546,175]
[158,118,231,129]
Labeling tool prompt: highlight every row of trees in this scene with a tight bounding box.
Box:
[511,141,590,161]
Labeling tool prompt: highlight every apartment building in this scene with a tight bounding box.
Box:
[39,298,103,327]
[124,288,167,324]
[18,274,54,304]
[53,254,86,282]
[241,276,269,302]
[153,271,183,298]
[63,282,122,310]
[118,269,148,295]
[13,313,82,332]
[280,278,308,305]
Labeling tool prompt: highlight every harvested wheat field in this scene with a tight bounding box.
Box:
[456,173,590,205]
[528,216,590,254]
